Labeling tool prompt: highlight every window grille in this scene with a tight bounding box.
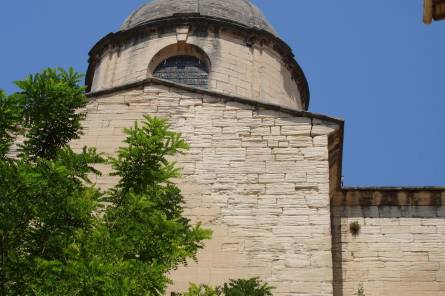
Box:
[153,56,209,89]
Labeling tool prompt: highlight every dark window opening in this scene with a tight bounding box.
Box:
[153,56,209,89]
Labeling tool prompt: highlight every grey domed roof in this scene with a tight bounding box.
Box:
[121,0,277,35]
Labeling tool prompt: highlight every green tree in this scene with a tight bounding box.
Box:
[217,278,274,296]
[0,90,20,159]
[0,68,211,295]
[183,284,218,296]
[179,278,274,296]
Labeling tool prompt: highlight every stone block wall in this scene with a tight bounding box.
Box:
[74,82,340,295]
[332,190,445,296]
[90,27,303,110]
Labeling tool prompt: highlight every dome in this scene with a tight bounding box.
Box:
[87,0,310,110]
[120,0,277,35]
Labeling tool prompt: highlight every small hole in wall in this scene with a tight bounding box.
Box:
[349,221,361,237]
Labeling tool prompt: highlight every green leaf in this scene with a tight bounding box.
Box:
[1,69,211,295]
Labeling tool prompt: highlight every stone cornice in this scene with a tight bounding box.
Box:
[333,187,445,207]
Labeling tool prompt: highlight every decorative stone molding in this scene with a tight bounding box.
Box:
[176,25,191,42]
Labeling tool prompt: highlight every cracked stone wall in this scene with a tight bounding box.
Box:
[72,83,339,295]
[332,206,445,296]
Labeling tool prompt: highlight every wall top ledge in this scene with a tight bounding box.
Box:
[334,187,445,207]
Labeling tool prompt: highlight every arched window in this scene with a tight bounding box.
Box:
[153,56,209,89]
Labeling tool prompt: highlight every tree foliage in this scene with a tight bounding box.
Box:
[15,68,87,160]
[0,68,211,295]
[180,278,274,296]
[217,278,273,296]
[0,90,20,159]
[183,284,218,296]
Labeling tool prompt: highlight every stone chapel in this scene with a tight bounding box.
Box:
[75,0,445,295]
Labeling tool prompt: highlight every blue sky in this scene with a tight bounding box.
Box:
[0,1,444,186]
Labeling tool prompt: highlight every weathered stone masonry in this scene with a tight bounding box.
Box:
[75,80,340,295]
[77,80,445,296]
[332,189,445,296]
[81,0,445,295]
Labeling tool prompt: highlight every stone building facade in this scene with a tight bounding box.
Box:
[76,0,445,295]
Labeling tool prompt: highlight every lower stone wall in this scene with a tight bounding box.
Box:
[76,82,340,295]
[332,190,445,296]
